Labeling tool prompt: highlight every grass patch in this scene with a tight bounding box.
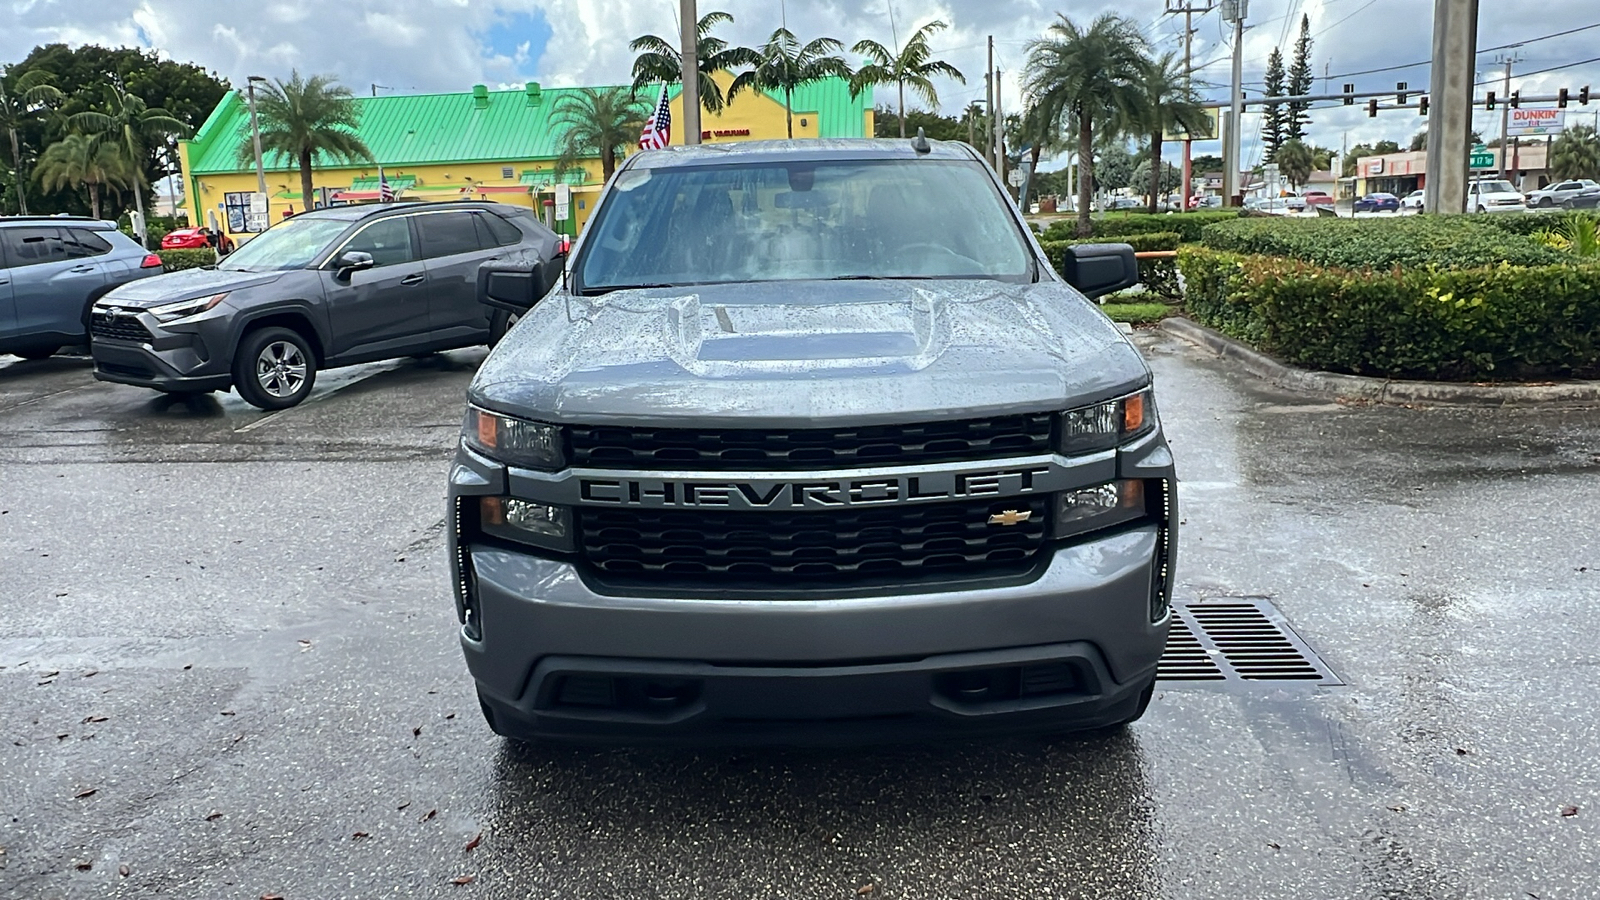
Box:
[1100,302,1172,324]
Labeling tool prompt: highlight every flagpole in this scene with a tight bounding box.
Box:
[679,0,700,144]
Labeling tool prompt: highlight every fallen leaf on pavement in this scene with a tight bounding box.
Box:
[297,640,312,651]
[83,715,108,724]
[445,713,456,720]
[119,864,130,877]
[413,725,422,737]
[352,831,370,840]
[1267,841,1281,850]
[42,670,58,678]
[857,884,875,895]
[82,671,97,678]
[220,710,235,716]
[204,811,223,821]
[1387,805,1406,812]
[1560,805,1579,817]
[74,860,92,871]
[419,808,437,823]
[1454,748,1470,756]
[450,875,475,885]
[464,832,483,853]
[397,801,411,811]
[262,894,285,900]
[73,787,96,799]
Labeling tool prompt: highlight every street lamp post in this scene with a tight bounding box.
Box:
[679,0,701,145]
[246,75,269,228]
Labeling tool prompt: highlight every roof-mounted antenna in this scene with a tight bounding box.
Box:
[912,126,931,155]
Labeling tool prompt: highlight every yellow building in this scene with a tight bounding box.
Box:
[178,75,872,244]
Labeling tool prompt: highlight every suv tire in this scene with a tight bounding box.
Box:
[234,326,317,410]
[14,346,59,361]
[489,308,521,348]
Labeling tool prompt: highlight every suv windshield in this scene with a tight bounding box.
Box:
[219,217,351,271]
[576,158,1035,292]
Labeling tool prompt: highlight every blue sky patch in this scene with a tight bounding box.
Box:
[481,9,553,78]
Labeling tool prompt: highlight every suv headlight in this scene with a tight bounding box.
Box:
[462,406,565,470]
[148,292,229,322]
[1057,389,1157,455]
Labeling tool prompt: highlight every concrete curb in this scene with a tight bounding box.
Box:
[1159,317,1600,408]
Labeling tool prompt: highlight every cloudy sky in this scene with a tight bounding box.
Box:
[5,0,1599,171]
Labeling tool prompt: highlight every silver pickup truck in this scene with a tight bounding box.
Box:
[449,137,1177,744]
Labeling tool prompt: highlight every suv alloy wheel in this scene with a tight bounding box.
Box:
[233,326,318,410]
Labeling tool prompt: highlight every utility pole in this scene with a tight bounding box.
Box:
[1496,53,1522,179]
[1222,0,1246,207]
[986,36,995,168]
[1167,1,1215,211]
[679,0,701,145]
[995,69,1006,192]
[246,75,269,228]
[1422,0,1479,214]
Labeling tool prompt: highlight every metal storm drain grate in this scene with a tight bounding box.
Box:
[1159,600,1342,685]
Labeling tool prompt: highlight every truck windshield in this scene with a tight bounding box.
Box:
[218,217,349,271]
[575,158,1035,292]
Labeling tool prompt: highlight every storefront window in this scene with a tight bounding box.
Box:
[224,192,265,233]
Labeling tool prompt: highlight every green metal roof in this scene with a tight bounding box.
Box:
[520,169,592,187]
[349,174,417,190]
[187,78,869,175]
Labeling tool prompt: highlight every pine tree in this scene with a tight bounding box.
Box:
[1261,47,1286,162]
[1286,14,1314,142]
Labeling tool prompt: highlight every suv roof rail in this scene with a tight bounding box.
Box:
[1,214,108,223]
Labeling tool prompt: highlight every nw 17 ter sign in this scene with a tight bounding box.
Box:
[1508,109,1565,136]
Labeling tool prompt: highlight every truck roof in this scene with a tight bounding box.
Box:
[630,138,981,168]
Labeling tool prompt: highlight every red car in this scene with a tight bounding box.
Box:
[160,227,233,253]
[1302,191,1335,208]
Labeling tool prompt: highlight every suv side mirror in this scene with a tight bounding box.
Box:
[1061,243,1139,300]
[335,250,375,281]
[477,257,546,314]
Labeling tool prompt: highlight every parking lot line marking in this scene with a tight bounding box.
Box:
[0,385,90,414]
[234,411,284,433]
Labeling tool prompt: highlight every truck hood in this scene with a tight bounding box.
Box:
[101,267,287,308]
[471,279,1150,428]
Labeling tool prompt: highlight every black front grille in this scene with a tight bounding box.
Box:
[568,414,1054,471]
[90,312,153,343]
[578,496,1049,588]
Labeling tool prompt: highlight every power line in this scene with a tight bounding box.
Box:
[1474,54,1600,86]
[1325,21,1600,81]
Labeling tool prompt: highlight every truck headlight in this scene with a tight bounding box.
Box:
[478,497,573,552]
[1055,480,1147,539]
[463,406,565,470]
[1057,389,1157,455]
[148,292,229,322]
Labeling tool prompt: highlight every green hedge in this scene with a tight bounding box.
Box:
[1475,209,1600,236]
[157,249,216,271]
[1040,231,1182,299]
[1199,216,1567,269]
[1045,210,1240,244]
[1178,246,1600,380]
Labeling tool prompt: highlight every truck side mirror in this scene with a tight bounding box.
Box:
[1061,244,1139,300]
[477,257,546,314]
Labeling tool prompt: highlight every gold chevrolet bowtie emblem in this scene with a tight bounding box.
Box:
[988,509,1032,526]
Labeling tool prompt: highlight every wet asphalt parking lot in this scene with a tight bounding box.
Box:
[1,331,1597,900]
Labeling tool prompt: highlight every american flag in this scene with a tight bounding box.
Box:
[378,166,395,202]
[639,84,672,150]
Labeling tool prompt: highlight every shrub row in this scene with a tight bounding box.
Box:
[1043,210,1240,244]
[1040,232,1182,299]
[1198,216,1567,269]
[1474,209,1600,236]
[1178,246,1600,380]
[157,249,217,271]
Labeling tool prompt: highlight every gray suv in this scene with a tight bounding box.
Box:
[451,138,1177,744]
[90,201,560,409]
[0,216,164,360]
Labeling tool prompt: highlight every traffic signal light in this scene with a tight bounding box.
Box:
[1510,90,1521,108]
[1419,95,1429,116]
[1486,91,1496,110]
[1397,81,1409,104]
[1343,83,1355,106]
[1368,98,1378,117]
[1559,88,1569,108]
[1581,85,1591,105]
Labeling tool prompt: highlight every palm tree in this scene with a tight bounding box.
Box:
[237,72,371,218]
[850,20,965,138]
[1024,13,1151,235]
[33,133,134,219]
[630,11,760,115]
[552,87,648,181]
[68,84,188,245]
[1274,139,1314,191]
[730,28,853,139]
[1,67,65,215]
[1137,51,1209,213]
[1550,124,1600,182]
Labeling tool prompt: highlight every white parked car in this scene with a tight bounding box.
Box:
[1401,190,1425,210]
[1467,179,1527,214]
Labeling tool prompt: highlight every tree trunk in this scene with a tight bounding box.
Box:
[898,80,907,138]
[1147,130,1164,214]
[602,147,615,180]
[1076,112,1094,238]
[89,182,101,219]
[10,127,27,215]
[786,88,794,139]
[300,149,315,214]
[1028,142,1043,208]
[125,129,148,246]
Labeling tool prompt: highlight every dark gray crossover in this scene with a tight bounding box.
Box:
[89,201,560,409]
[451,138,1177,744]
[0,216,164,360]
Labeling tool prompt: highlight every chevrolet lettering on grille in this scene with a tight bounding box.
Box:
[576,464,1055,510]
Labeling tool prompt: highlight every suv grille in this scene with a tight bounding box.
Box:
[568,414,1054,471]
[577,496,1049,588]
[90,312,153,343]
